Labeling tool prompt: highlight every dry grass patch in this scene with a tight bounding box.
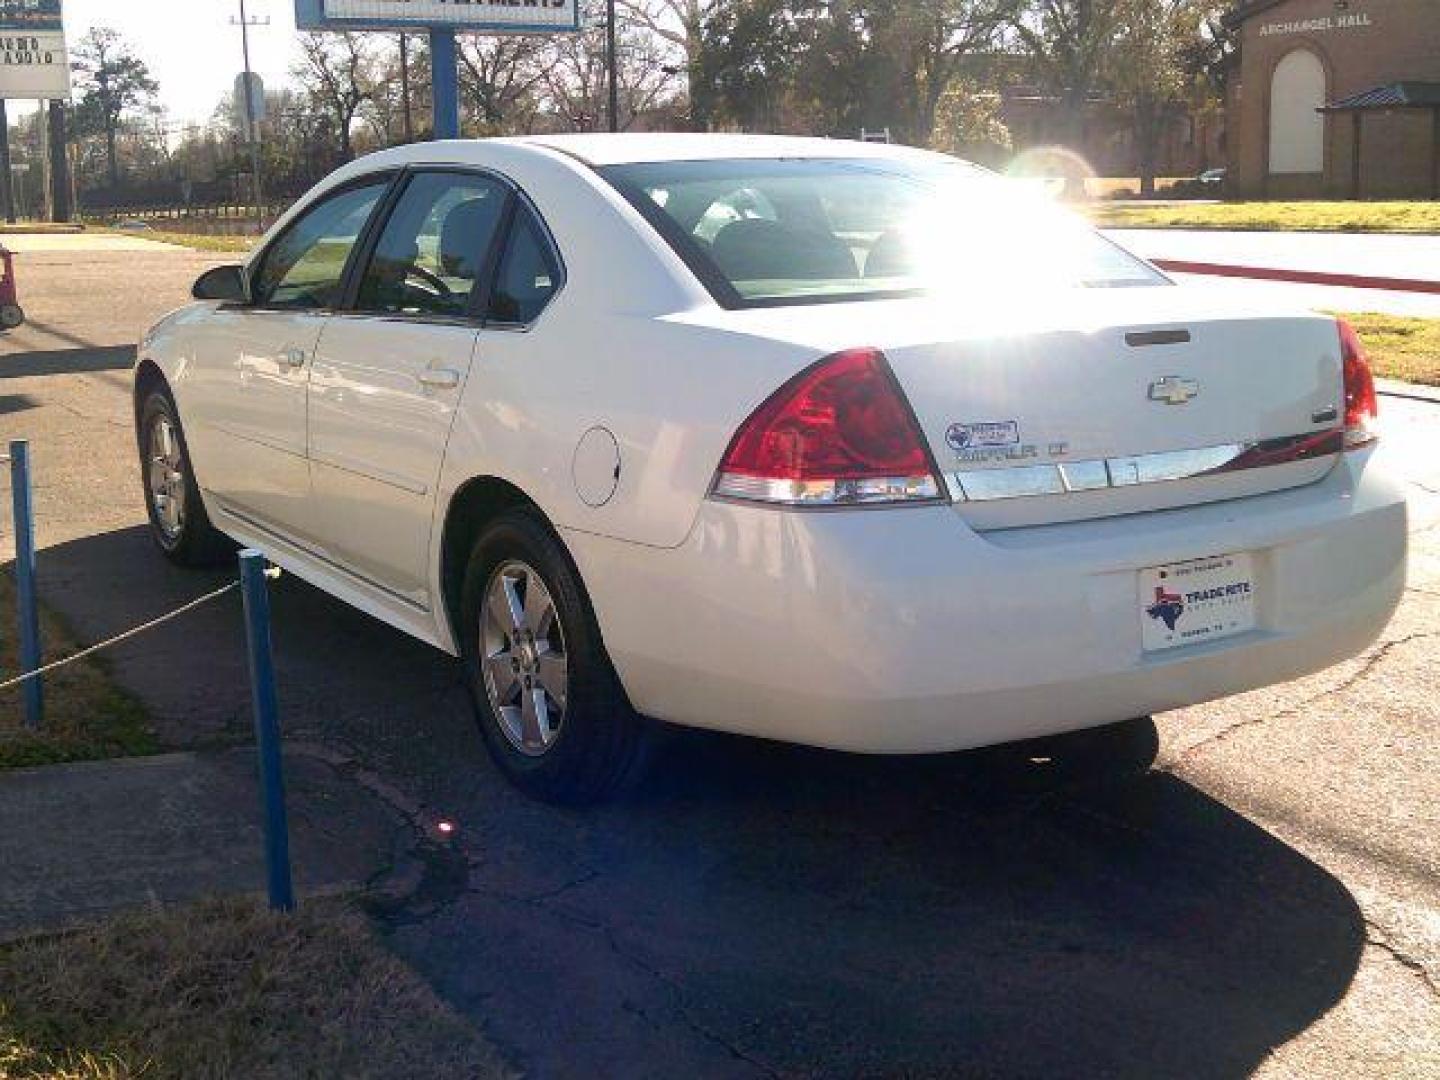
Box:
[0,572,157,770]
[0,897,510,1080]
[1088,201,1440,234]
[1330,312,1440,388]
[95,229,258,255]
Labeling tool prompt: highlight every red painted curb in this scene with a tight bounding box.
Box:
[1153,259,1440,295]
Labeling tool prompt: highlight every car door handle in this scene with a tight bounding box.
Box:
[280,347,308,369]
[416,368,461,390]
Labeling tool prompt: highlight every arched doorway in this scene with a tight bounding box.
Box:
[1269,49,1326,174]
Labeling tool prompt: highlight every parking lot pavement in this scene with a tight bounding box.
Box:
[3,248,1438,1077]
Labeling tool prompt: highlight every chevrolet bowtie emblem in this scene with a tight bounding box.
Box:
[1149,376,1201,405]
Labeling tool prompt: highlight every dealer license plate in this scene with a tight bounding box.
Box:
[1139,553,1257,653]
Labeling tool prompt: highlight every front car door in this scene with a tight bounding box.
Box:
[184,175,392,546]
[307,169,511,609]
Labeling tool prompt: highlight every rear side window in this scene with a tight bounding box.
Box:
[252,179,389,309]
[486,209,562,326]
[355,171,509,319]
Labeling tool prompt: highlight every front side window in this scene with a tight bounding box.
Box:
[602,158,1166,307]
[252,179,390,309]
[355,172,509,319]
[487,210,562,325]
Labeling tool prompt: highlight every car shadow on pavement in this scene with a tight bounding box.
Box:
[0,345,137,380]
[33,525,1365,1080]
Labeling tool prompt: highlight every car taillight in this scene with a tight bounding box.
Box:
[1338,319,1378,449]
[711,347,943,507]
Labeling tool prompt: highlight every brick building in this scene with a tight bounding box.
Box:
[1225,0,1440,198]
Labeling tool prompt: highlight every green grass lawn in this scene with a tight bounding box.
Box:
[0,897,510,1079]
[1088,201,1440,234]
[1332,312,1440,387]
[0,572,157,769]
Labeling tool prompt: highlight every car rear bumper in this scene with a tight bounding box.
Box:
[564,450,1407,754]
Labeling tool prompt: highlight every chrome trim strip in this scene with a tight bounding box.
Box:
[953,431,1340,503]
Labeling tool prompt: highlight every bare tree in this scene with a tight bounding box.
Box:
[295,32,377,161]
[458,37,548,135]
[616,0,721,128]
[538,16,679,132]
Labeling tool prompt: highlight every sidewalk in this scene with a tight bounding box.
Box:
[1105,229,1440,317]
[1106,229,1440,284]
[0,748,407,939]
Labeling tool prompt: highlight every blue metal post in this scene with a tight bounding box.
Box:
[239,549,295,912]
[9,440,41,730]
[430,27,460,141]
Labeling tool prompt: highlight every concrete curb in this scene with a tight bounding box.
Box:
[1377,378,1440,404]
[1153,259,1440,295]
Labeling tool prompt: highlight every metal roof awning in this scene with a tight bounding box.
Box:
[1320,82,1440,112]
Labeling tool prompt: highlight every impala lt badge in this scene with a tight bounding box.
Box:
[1149,376,1200,405]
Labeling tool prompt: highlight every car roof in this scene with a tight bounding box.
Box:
[490,132,968,169]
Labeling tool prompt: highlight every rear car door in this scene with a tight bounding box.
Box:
[307,169,511,609]
[185,176,391,545]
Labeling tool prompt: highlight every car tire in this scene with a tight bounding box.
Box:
[137,388,232,567]
[460,507,649,805]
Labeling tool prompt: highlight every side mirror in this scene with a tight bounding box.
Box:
[193,264,249,303]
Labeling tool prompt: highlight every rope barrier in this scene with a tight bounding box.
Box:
[0,580,240,692]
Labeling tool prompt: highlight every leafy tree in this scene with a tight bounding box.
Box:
[898,0,1027,145]
[688,0,798,130]
[1109,0,1225,193]
[1012,0,1126,150]
[71,28,160,188]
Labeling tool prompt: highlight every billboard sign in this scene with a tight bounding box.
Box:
[0,1,69,99]
[295,0,581,33]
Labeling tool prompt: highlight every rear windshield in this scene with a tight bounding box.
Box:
[601,158,1166,308]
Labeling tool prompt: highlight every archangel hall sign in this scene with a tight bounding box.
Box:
[295,0,581,32]
[0,0,70,99]
[1256,11,1374,37]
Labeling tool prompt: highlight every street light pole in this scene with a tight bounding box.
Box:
[233,0,267,225]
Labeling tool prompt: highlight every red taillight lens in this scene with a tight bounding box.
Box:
[712,347,943,506]
[1338,319,1378,449]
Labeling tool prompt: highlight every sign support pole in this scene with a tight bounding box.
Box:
[46,101,69,223]
[430,28,459,140]
[0,100,13,225]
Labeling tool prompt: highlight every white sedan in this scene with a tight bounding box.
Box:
[135,134,1407,803]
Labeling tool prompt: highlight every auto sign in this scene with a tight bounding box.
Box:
[0,0,68,100]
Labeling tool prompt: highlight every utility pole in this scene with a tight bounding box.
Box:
[399,34,414,143]
[232,0,268,224]
[606,0,619,133]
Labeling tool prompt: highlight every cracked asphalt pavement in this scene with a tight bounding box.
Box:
[2,242,1437,1078]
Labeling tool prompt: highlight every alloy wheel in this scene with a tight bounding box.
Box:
[480,559,569,757]
[147,414,187,541]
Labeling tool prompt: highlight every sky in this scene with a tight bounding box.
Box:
[25,1,307,126]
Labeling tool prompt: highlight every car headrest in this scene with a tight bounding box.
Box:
[864,229,918,279]
[440,198,502,280]
[710,219,856,282]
